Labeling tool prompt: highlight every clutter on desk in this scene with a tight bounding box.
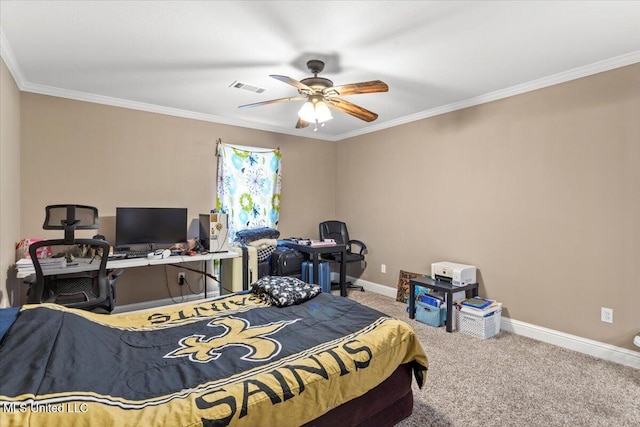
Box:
[309,239,336,247]
[15,238,52,260]
[15,238,97,275]
[284,238,311,245]
[185,238,202,253]
[283,238,337,247]
[16,256,68,276]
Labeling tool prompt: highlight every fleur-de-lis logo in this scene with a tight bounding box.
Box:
[165,316,299,363]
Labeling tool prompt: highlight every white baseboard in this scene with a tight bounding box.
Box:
[351,277,640,369]
[501,317,640,369]
[352,277,398,298]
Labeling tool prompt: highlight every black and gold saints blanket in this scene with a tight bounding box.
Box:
[0,292,428,427]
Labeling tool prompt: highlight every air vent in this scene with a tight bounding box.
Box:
[229,81,266,94]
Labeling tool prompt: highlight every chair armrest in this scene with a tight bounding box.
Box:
[349,239,367,255]
[109,269,124,280]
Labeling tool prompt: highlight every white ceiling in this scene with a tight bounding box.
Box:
[1,1,639,141]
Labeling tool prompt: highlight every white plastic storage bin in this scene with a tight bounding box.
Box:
[456,307,502,339]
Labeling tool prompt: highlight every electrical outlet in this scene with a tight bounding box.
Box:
[601,307,613,323]
[381,264,386,274]
[178,272,186,285]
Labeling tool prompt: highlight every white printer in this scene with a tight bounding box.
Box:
[431,261,477,287]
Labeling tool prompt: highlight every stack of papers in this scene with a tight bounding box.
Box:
[419,293,444,308]
[461,297,493,309]
[16,257,67,275]
[458,297,502,316]
[309,240,337,247]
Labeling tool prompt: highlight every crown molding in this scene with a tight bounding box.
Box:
[6,31,640,143]
[337,50,640,141]
[20,80,337,141]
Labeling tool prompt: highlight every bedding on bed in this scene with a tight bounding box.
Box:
[0,292,428,427]
[251,275,321,307]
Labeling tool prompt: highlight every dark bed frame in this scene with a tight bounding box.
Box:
[303,363,413,427]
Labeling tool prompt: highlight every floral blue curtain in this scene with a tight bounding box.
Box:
[216,143,282,240]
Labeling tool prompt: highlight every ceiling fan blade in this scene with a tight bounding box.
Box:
[328,98,379,122]
[270,75,314,93]
[295,118,310,129]
[327,80,389,96]
[238,96,306,109]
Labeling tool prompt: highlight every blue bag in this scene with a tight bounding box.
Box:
[415,301,446,327]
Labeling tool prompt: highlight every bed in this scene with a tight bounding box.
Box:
[0,280,428,427]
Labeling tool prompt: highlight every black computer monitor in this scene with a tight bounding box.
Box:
[115,207,187,249]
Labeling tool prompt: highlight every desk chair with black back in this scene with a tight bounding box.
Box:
[27,204,122,314]
[319,220,366,292]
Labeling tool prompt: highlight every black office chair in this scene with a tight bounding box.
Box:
[27,204,122,314]
[319,220,367,292]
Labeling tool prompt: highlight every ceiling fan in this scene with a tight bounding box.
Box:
[238,59,389,131]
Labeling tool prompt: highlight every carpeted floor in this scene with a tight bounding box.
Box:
[345,290,640,427]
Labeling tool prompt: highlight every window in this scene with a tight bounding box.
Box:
[216,143,282,240]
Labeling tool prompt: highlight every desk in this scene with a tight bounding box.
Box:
[409,276,479,333]
[279,241,348,297]
[17,252,240,298]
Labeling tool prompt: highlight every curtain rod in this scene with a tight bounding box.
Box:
[216,138,280,154]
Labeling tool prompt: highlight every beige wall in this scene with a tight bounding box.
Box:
[19,94,336,305]
[336,63,640,350]
[9,60,640,351]
[0,57,21,308]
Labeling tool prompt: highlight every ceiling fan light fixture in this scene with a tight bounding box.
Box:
[239,59,387,130]
[297,101,315,122]
[298,99,332,123]
[315,100,332,122]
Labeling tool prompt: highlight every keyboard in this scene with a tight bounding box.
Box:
[109,250,150,259]
[124,250,151,259]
